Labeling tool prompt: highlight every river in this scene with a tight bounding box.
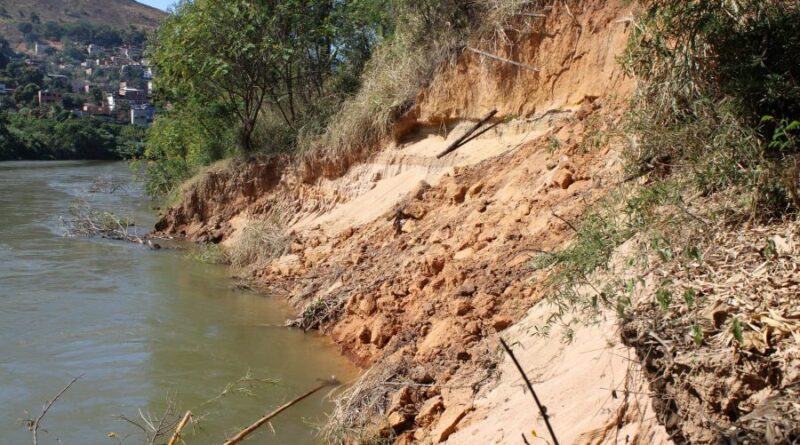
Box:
[0,161,356,445]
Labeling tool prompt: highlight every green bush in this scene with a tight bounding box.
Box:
[624,0,800,216]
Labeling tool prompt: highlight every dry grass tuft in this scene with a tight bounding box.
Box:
[321,357,409,444]
[228,216,291,272]
[299,0,541,182]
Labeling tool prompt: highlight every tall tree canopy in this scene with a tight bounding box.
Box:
[150,0,386,152]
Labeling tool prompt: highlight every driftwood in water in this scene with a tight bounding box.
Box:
[167,411,192,445]
[28,375,83,445]
[221,378,340,445]
[62,200,165,250]
[436,109,498,159]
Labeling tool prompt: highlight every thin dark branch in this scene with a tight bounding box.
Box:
[500,338,560,445]
[550,207,579,232]
[31,374,84,445]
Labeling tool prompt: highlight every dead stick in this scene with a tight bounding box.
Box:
[467,47,541,72]
[500,338,560,445]
[167,411,192,445]
[31,374,83,445]
[436,109,498,159]
[454,120,503,149]
[221,379,338,445]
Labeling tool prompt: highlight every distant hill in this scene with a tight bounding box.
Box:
[0,0,166,46]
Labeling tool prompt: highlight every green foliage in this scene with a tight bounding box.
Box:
[732,317,744,345]
[691,324,704,347]
[150,0,381,154]
[186,244,229,265]
[0,113,144,161]
[138,99,235,196]
[624,0,800,216]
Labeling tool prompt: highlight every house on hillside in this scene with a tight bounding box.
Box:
[106,94,116,112]
[38,90,63,106]
[25,59,46,72]
[123,47,142,59]
[35,42,49,56]
[130,105,154,127]
[82,103,108,114]
[0,84,6,95]
[119,86,147,104]
[88,44,105,55]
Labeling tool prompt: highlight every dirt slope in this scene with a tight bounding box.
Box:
[156,1,673,443]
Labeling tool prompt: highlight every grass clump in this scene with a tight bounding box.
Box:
[228,217,292,272]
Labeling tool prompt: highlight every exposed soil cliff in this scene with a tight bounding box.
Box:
[156,1,680,443]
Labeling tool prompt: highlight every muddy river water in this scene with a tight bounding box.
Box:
[0,161,356,444]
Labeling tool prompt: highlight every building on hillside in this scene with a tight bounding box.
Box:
[106,94,116,112]
[38,90,63,106]
[130,105,152,126]
[0,84,6,95]
[81,60,96,68]
[34,42,49,55]
[84,68,93,76]
[82,103,108,114]
[123,47,142,59]
[25,59,46,71]
[87,44,105,55]
[120,87,147,103]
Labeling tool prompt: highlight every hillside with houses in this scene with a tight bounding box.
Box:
[0,1,165,160]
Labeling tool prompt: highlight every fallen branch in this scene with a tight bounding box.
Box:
[500,338,560,445]
[467,47,540,72]
[167,411,192,445]
[29,374,83,445]
[436,109,498,159]
[455,120,503,148]
[221,378,340,445]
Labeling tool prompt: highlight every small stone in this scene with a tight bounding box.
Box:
[546,159,557,170]
[411,366,434,384]
[453,300,472,316]
[457,282,477,297]
[453,247,475,261]
[388,411,409,432]
[553,169,574,189]
[415,396,444,427]
[359,296,377,315]
[401,220,418,233]
[449,184,468,204]
[431,406,468,442]
[465,321,481,335]
[388,386,414,413]
[467,182,484,199]
[370,317,393,347]
[492,316,512,331]
[404,202,428,219]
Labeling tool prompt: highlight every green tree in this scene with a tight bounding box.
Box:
[16,22,33,34]
[13,83,39,107]
[151,0,289,152]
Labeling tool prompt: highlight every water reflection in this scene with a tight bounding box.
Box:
[0,161,356,444]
